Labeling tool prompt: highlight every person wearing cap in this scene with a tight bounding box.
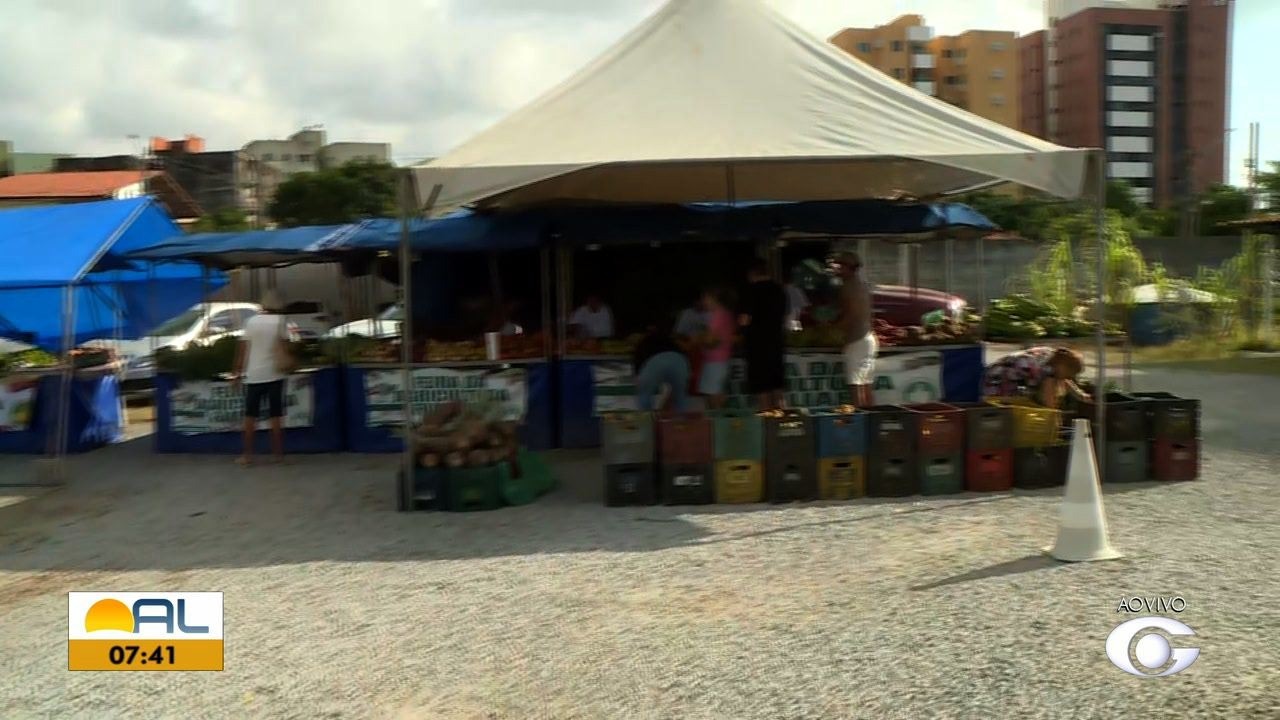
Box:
[233,290,291,465]
[834,252,877,408]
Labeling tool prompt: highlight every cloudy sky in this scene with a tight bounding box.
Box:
[0,0,1270,185]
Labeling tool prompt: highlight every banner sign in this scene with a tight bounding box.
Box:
[0,378,38,432]
[363,367,527,426]
[591,351,943,413]
[169,375,315,435]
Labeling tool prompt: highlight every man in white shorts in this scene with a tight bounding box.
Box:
[835,253,877,407]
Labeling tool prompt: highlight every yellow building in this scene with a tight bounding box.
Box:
[830,16,1019,131]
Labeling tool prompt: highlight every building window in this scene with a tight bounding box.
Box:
[299,154,313,162]
[990,68,1005,79]
[990,94,1006,106]
[910,42,926,54]
[281,153,293,161]
[1108,136,1153,153]
[1107,34,1153,52]
[262,153,274,161]
[857,42,871,53]
[893,68,905,79]
[1107,111,1154,127]
[1108,60,1153,77]
[945,75,958,85]
[1109,161,1153,179]
[891,40,903,52]
[1107,85,1153,102]
[990,41,1006,51]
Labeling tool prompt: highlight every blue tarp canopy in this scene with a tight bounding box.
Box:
[0,198,222,350]
[126,224,353,269]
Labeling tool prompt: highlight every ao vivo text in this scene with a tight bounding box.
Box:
[1117,596,1187,614]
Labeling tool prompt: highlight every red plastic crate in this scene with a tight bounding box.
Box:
[965,449,1013,492]
[1152,438,1199,481]
[906,403,965,456]
[656,412,714,465]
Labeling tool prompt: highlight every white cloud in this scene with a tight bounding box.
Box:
[0,0,1044,161]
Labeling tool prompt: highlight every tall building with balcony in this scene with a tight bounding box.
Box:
[1022,0,1233,206]
[830,16,1020,129]
[241,126,392,177]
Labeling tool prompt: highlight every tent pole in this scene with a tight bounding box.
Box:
[977,235,987,315]
[1094,151,1108,481]
[541,245,552,359]
[399,176,442,511]
[50,284,76,479]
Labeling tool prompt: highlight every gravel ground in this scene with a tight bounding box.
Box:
[0,366,1277,719]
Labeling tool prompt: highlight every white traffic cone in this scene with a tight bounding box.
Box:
[1046,418,1122,562]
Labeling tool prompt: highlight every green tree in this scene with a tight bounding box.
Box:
[1197,183,1253,235]
[190,208,252,233]
[1105,179,1140,217]
[268,161,399,227]
[1255,161,1280,209]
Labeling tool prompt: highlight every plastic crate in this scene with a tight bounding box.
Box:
[919,454,964,496]
[812,409,868,458]
[965,449,1013,492]
[714,460,765,504]
[864,405,913,457]
[712,411,764,460]
[604,463,657,506]
[657,412,714,465]
[993,397,1063,448]
[517,450,557,496]
[765,457,818,503]
[662,463,715,505]
[1013,445,1069,489]
[398,467,446,511]
[1132,392,1200,440]
[867,456,919,497]
[906,403,965,456]
[1076,393,1149,443]
[1151,438,1199,482]
[1104,441,1149,484]
[818,456,866,500]
[951,401,1014,450]
[445,464,504,512]
[763,411,817,503]
[601,411,655,465]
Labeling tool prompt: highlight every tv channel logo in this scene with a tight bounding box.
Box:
[1105,616,1199,678]
[68,592,223,671]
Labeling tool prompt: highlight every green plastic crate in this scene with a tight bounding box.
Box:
[445,464,503,512]
[919,455,964,496]
[712,410,764,460]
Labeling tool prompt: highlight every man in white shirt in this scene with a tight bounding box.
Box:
[569,293,614,339]
[234,291,290,466]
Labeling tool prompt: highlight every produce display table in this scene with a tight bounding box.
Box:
[0,367,124,454]
[558,344,984,448]
[153,367,344,454]
[343,360,553,453]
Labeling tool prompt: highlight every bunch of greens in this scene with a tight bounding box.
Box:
[984,295,1096,341]
[155,337,240,382]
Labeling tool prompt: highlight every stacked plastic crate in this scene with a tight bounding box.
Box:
[712,411,765,503]
[997,398,1070,488]
[601,411,657,506]
[658,413,715,505]
[1135,391,1200,481]
[763,410,818,503]
[908,403,967,495]
[956,402,1015,492]
[1077,393,1149,483]
[864,405,918,497]
[813,409,868,500]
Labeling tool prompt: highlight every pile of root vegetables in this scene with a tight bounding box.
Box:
[412,400,521,469]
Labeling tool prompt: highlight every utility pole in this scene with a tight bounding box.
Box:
[1249,122,1273,340]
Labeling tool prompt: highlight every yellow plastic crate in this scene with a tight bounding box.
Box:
[991,397,1062,448]
[714,460,764,504]
[818,456,866,500]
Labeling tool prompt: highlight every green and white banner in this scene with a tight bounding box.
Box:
[0,378,38,432]
[592,351,943,413]
[363,367,527,426]
[169,375,315,435]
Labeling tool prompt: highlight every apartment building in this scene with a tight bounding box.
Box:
[242,126,391,177]
[830,16,1020,129]
[1023,0,1233,206]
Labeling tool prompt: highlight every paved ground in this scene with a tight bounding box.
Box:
[0,366,1277,719]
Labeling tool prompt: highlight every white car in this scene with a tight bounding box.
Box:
[324,304,403,340]
[93,302,314,386]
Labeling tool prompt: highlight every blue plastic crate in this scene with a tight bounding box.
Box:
[813,409,868,458]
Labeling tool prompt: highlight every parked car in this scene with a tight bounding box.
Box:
[324,304,403,340]
[90,302,309,388]
[872,285,967,327]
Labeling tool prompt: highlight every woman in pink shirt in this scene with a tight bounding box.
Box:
[698,288,735,409]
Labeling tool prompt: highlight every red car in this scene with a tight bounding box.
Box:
[872,285,967,327]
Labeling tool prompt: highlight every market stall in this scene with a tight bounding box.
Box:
[0,198,213,461]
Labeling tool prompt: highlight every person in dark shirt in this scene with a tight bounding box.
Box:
[632,318,689,412]
[739,258,788,411]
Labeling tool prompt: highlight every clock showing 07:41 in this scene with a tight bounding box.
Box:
[68,592,224,671]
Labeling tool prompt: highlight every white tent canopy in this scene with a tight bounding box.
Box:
[412,0,1099,214]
